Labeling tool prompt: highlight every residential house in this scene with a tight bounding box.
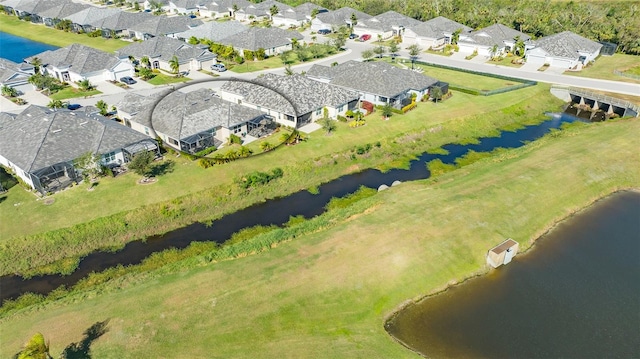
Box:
[197,0,251,19]
[128,15,202,40]
[525,31,603,70]
[0,58,36,94]
[352,10,422,40]
[0,105,157,194]
[219,73,359,127]
[143,0,171,12]
[117,36,216,72]
[403,16,471,49]
[174,20,247,42]
[27,44,134,84]
[117,89,267,152]
[5,0,67,23]
[218,27,304,57]
[92,11,155,38]
[63,7,120,34]
[457,23,532,57]
[310,7,372,32]
[306,60,439,107]
[37,2,89,28]
[272,2,327,28]
[168,0,205,14]
[234,0,288,22]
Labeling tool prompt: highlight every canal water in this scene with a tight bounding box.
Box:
[386,191,640,358]
[1,113,580,302]
[0,31,58,63]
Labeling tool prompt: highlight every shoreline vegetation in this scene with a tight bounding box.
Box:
[0,85,561,277]
[1,118,637,358]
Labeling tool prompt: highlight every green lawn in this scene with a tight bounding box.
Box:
[1,118,637,358]
[487,56,524,68]
[564,53,640,84]
[0,13,129,53]
[380,58,525,91]
[146,73,190,85]
[49,87,102,100]
[229,56,285,73]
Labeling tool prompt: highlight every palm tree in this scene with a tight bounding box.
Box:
[96,100,109,116]
[451,28,462,45]
[381,103,393,119]
[169,55,180,74]
[78,79,93,92]
[47,99,65,109]
[260,141,273,152]
[1,85,18,97]
[319,117,336,135]
[138,67,154,80]
[141,56,150,68]
[489,44,500,60]
[188,36,199,45]
[232,4,238,18]
[350,12,357,26]
[514,36,526,56]
[284,64,294,75]
[30,57,42,73]
[238,146,252,158]
[269,4,279,20]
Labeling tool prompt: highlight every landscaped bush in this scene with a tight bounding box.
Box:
[336,115,348,122]
[195,147,217,157]
[198,158,216,168]
[402,102,417,113]
[237,168,284,189]
[375,104,403,114]
[349,120,366,128]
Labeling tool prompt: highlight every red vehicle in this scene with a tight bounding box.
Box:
[359,34,371,41]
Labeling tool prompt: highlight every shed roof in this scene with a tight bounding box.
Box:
[489,238,519,255]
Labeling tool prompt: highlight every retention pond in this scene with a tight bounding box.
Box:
[2,113,582,302]
[386,191,640,358]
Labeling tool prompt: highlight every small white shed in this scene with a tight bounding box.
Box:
[486,238,519,268]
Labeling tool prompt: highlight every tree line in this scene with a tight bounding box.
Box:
[281,0,640,55]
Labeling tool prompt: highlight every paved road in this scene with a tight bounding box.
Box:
[3,35,637,114]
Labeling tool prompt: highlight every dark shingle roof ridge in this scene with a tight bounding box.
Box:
[26,107,57,172]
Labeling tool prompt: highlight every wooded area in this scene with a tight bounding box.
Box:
[286,0,640,55]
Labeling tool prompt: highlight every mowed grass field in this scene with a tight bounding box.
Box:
[0,84,557,241]
[2,118,638,358]
[564,53,640,84]
[0,13,129,53]
[406,61,520,91]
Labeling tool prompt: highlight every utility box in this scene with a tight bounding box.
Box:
[487,238,519,268]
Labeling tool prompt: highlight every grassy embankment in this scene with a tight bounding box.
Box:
[0,84,562,277]
[564,53,640,84]
[1,118,638,358]
[0,13,128,53]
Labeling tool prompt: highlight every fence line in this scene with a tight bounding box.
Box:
[613,70,640,81]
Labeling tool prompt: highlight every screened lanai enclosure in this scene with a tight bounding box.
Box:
[179,132,223,154]
[122,139,161,163]
[30,161,79,195]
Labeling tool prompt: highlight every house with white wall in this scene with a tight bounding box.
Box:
[0,105,156,194]
[117,36,216,73]
[525,31,603,70]
[310,7,371,32]
[218,27,303,57]
[457,23,531,57]
[307,60,439,107]
[403,16,471,49]
[198,0,251,19]
[27,44,134,84]
[219,74,359,128]
[352,10,422,40]
[0,58,35,94]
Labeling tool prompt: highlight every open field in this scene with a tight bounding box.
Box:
[0,13,129,53]
[564,54,640,84]
[2,118,638,358]
[0,85,564,276]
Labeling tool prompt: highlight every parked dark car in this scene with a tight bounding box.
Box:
[66,103,82,110]
[211,63,227,72]
[359,34,371,41]
[349,33,358,39]
[317,29,331,35]
[120,76,136,85]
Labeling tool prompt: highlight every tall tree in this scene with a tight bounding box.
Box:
[269,4,279,19]
[430,86,443,104]
[407,44,422,69]
[78,79,93,92]
[373,45,386,58]
[350,12,357,26]
[141,56,150,68]
[128,151,154,177]
[388,40,399,61]
[361,49,374,61]
[169,55,180,74]
[451,28,462,45]
[30,57,42,73]
[96,100,109,116]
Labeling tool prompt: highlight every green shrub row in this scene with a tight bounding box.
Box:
[237,168,284,189]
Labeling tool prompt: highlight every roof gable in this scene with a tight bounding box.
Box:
[532,31,602,59]
[219,27,303,51]
[27,44,124,75]
[117,36,215,63]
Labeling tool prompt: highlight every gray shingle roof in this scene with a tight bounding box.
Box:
[409,16,471,38]
[151,88,264,139]
[460,23,530,47]
[171,0,206,9]
[10,0,67,14]
[355,10,422,33]
[0,105,150,172]
[236,0,287,17]
[93,11,155,31]
[315,7,371,27]
[221,73,359,116]
[63,7,120,26]
[0,58,34,84]
[27,44,124,75]
[206,0,251,13]
[117,36,215,63]
[175,20,247,41]
[532,31,602,59]
[37,2,90,19]
[116,92,164,127]
[129,15,202,36]
[218,27,303,51]
[307,60,438,99]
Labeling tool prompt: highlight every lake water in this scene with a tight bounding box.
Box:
[0,31,58,63]
[386,191,640,358]
[0,113,583,302]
